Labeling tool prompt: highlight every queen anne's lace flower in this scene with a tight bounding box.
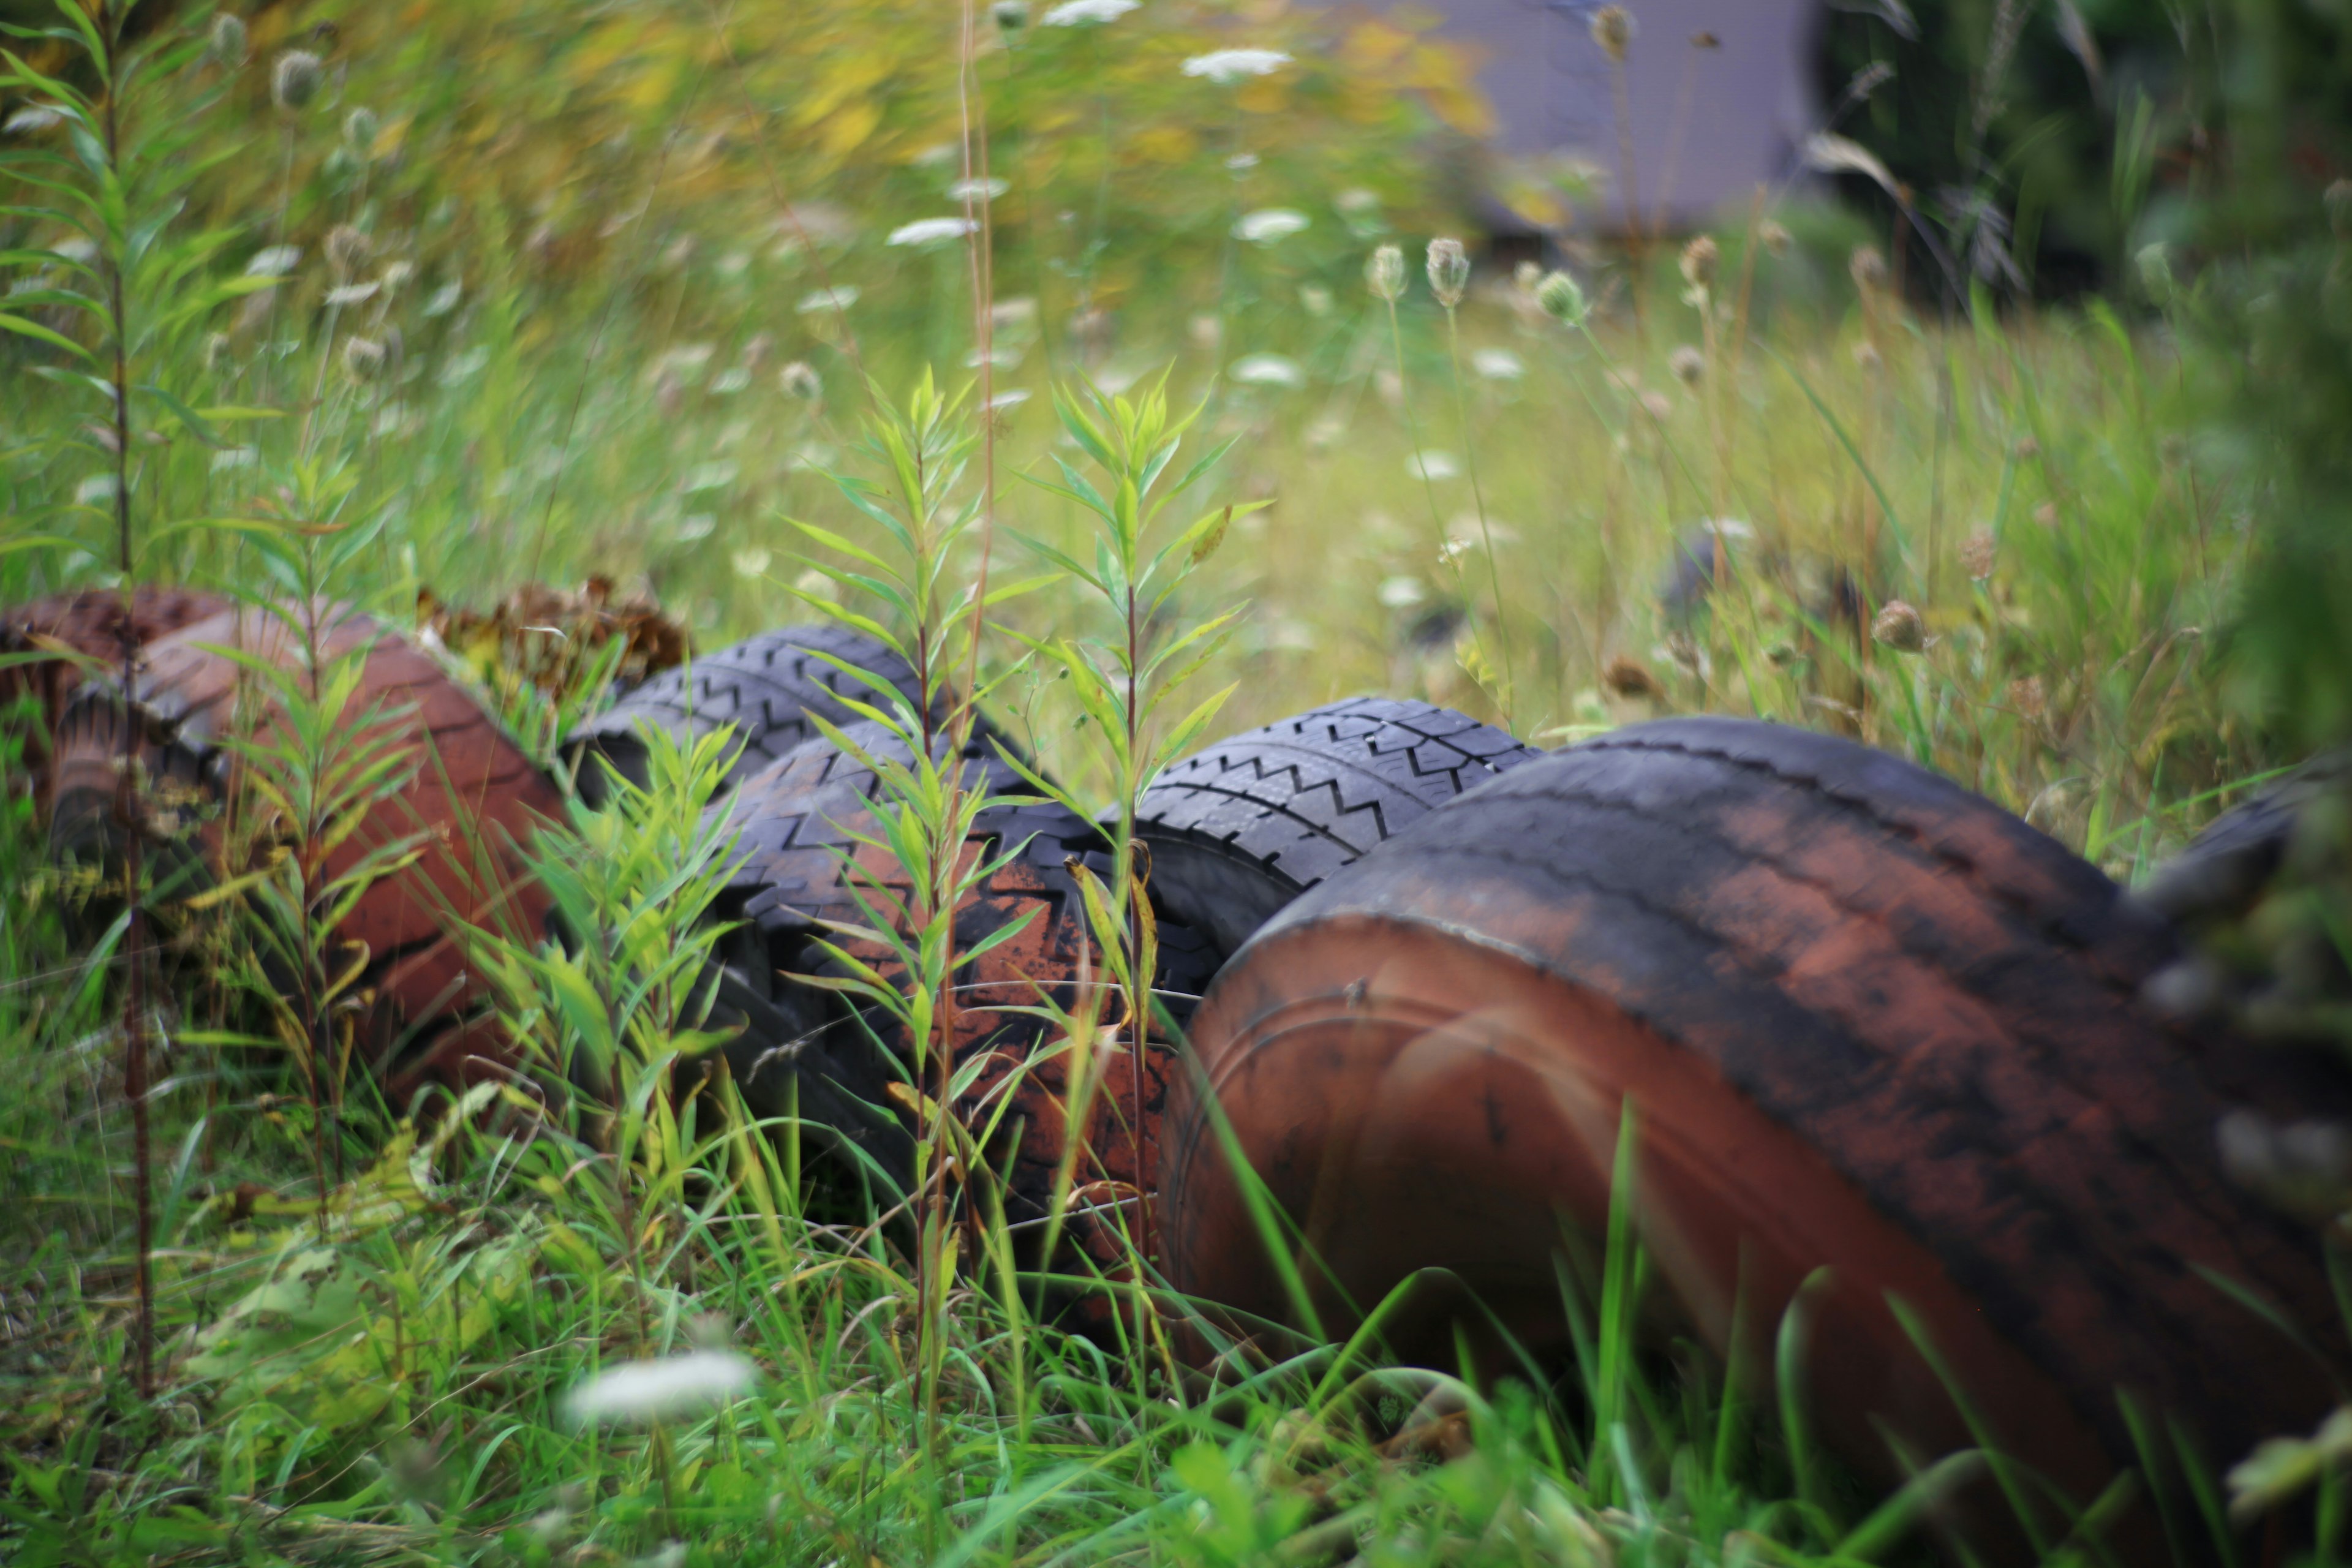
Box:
[1042,0,1137,23]
[887,218,976,247]
[1182,48,1292,84]
[1230,353,1303,388]
[1234,209,1309,245]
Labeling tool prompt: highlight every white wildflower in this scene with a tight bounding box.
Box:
[325,282,380,307]
[1378,576,1427,608]
[564,1351,758,1427]
[1183,48,1292,84]
[1230,353,1303,388]
[246,245,301,277]
[1407,451,1459,481]
[949,177,1011,202]
[1472,348,1525,381]
[1234,208,1309,245]
[796,285,859,314]
[1042,0,1137,22]
[887,217,976,247]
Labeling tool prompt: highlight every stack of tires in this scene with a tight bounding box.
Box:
[17,600,2345,1556]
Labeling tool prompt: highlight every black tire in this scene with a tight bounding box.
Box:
[1126,696,1540,959]
[1166,715,2349,1521]
[567,624,924,805]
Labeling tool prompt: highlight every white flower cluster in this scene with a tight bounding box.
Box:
[888,218,978,247]
[1042,0,1137,21]
[1182,48,1292,84]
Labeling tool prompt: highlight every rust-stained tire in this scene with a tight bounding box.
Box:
[1127,696,1540,958]
[566,624,926,806]
[47,605,562,1097]
[707,720,1219,1280]
[1163,715,2347,1536]
[1,587,233,808]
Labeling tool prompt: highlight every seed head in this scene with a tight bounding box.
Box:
[209,13,248,67]
[1679,235,1718,290]
[2329,179,2352,241]
[341,336,385,383]
[1425,238,1470,309]
[271,49,323,111]
[779,361,822,401]
[1590,6,1635,64]
[1536,270,1588,328]
[1871,599,1926,653]
[344,107,378,156]
[565,1350,759,1427]
[1959,527,1997,581]
[1691,29,1720,48]
[1366,243,1406,304]
[1850,245,1888,291]
[325,224,371,280]
[1758,219,1792,257]
[1668,345,1705,387]
[1603,654,1664,700]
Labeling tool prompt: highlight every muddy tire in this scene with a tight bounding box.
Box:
[1163,715,2345,1534]
[48,606,562,1097]
[707,721,1219,1283]
[1128,696,1539,958]
[2,587,233,807]
[567,624,925,805]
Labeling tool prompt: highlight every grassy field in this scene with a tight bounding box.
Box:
[0,2,2312,1565]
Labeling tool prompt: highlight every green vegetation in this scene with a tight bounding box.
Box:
[3,0,2348,1564]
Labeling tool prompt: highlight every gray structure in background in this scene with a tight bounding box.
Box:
[1321,0,1823,230]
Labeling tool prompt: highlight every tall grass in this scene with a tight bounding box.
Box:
[0,0,2319,1564]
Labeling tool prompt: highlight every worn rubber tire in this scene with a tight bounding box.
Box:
[567,624,925,805]
[1163,715,2346,1539]
[47,606,562,1096]
[707,720,1219,1282]
[1127,696,1540,958]
[2,587,233,809]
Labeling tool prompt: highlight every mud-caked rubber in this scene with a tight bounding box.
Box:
[1164,714,2350,1523]
[566,624,926,805]
[1126,696,1540,957]
[707,720,1219,1295]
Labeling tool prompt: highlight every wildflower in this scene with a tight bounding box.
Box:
[1535,269,1588,328]
[949,177,1009,202]
[1959,528,1997,581]
[1871,599,1926,653]
[1408,451,1459,481]
[1850,246,1888,291]
[209,13,248,67]
[1182,48,1292,85]
[1603,654,1664,699]
[1235,208,1309,245]
[991,0,1028,32]
[888,217,976,247]
[341,336,385,382]
[564,1354,757,1429]
[1379,576,1427,608]
[796,285,859,314]
[344,107,378,156]
[780,361,822,399]
[1590,6,1635,63]
[1366,244,1406,303]
[1472,348,1524,381]
[271,49,323,111]
[245,244,301,277]
[325,224,371,279]
[1758,219,1793,257]
[1668,345,1705,386]
[1679,235,1717,290]
[1042,0,1136,23]
[1230,353,1303,388]
[1426,238,1470,309]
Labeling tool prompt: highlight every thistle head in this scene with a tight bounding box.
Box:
[1758,219,1793,257]
[1590,6,1635,64]
[325,224,371,280]
[341,336,386,383]
[1366,243,1406,304]
[779,361,823,401]
[1959,528,1996,582]
[1871,599,1926,653]
[1425,237,1470,309]
[1679,235,1718,290]
[1534,269,1588,328]
[209,13,248,68]
[271,49,323,111]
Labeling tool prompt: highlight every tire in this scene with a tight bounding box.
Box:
[2137,749,2352,924]
[1163,715,2346,1534]
[1128,696,1540,959]
[2,587,233,809]
[707,720,1220,1288]
[48,605,563,1098]
[566,624,925,806]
